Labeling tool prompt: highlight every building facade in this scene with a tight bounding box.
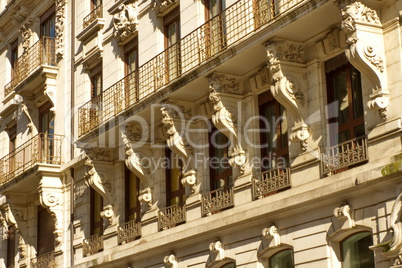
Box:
[0,0,402,267]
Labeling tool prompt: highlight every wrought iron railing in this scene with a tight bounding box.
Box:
[252,167,291,199]
[321,136,368,175]
[83,233,104,256]
[78,0,306,136]
[31,251,55,268]
[83,4,103,28]
[0,133,63,187]
[158,203,186,230]
[4,37,56,96]
[201,187,234,216]
[117,219,141,244]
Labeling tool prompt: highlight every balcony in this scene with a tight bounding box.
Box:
[4,37,56,97]
[83,234,104,256]
[83,5,103,28]
[0,133,63,188]
[201,187,234,216]
[117,219,141,244]
[321,136,368,176]
[252,167,291,199]
[78,0,306,137]
[158,203,186,231]
[30,251,55,268]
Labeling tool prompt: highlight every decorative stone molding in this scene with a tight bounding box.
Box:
[208,76,246,174]
[152,0,177,15]
[20,17,33,53]
[84,154,115,225]
[249,66,270,92]
[38,176,64,245]
[161,107,196,192]
[121,132,153,208]
[262,225,280,247]
[316,27,343,57]
[55,0,66,58]
[113,2,139,43]
[12,97,36,135]
[1,204,27,259]
[265,39,309,151]
[209,240,225,261]
[164,253,179,268]
[160,99,192,120]
[14,5,30,22]
[85,147,113,161]
[125,121,144,141]
[333,202,355,229]
[337,0,389,119]
[370,193,402,264]
[208,73,241,95]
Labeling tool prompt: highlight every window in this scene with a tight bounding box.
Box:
[164,7,181,81]
[39,102,55,164]
[165,149,186,206]
[259,90,288,171]
[90,64,103,98]
[204,0,226,56]
[209,127,232,191]
[124,39,138,106]
[40,6,56,38]
[341,232,374,268]
[90,188,103,235]
[6,226,16,268]
[326,55,365,146]
[125,167,141,222]
[10,39,18,80]
[91,0,102,11]
[37,205,55,255]
[221,262,236,268]
[269,249,294,268]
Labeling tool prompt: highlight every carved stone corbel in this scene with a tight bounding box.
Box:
[113,2,139,43]
[370,193,402,264]
[209,240,225,261]
[20,17,33,53]
[2,204,27,259]
[55,0,66,58]
[121,132,153,208]
[38,176,64,245]
[164,253,179,268]
[337,0,389,119]
[161,107,197,192]
[333,202,355,229]
[265,39,309,151]
[12,96,36,136]
[152,0,176,15]
[208,77,246,174]
[84,154,115,225]
[262,225,280,247]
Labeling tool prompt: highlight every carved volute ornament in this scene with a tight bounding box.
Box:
[121,131,153,208]
[370,193,402,264]
[161,107,196,192]
[113,2,139,42]
[55,0,66,58]
[13,96,36,136]
[208,75,246,174]
[265,39,309,151]
[209,240,225,261]
[164,253,179,268]
[38,176,64,246]
[333,202,355,229]
[1,204,27,259]
[152,0,177,15]
[20,18,33,53]
[337,0,389,119]
[262,225,280,247]
[84,154,115,225]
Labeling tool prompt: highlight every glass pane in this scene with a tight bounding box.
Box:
[338,130,350,144]
[279,105,288,149]
[354,125,365,138]
[342,232,375,268]
[333,71,349,125]
[168,23,177,46]
[128,50,137,73]
[269,249,295,268]
[351,67,364,119]
[129,173,138,209]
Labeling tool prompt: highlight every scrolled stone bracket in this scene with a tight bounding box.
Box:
[139,187,153,209]
[262,225,280,247]
[164,253,179,268]
[208,78,246,174]
[161,107,197,192]
[333,202,355,229]
[209,240,225,261]
[338,0,389,120]
[265,39,310,151]
[1,204,27,258]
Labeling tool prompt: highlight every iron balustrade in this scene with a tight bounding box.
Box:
[201,187,234,216]
[4,37,56,96]
[78,0,305,136]
[321,136,368,175]
[117,219,141,244]
[83,4,103,28]
[0,133,63,187]
[252,167,291,199]
[31,251,55,268]
[158,203,186,231]
[83,234,104,256]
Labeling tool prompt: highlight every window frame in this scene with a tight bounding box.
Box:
[340,231,375,268]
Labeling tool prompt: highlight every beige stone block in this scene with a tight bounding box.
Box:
[293,231,327,251]
[296,258,330,268]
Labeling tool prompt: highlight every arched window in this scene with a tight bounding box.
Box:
[341,232,374,268]
[269,249,294,268]
[221,262,235,268]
